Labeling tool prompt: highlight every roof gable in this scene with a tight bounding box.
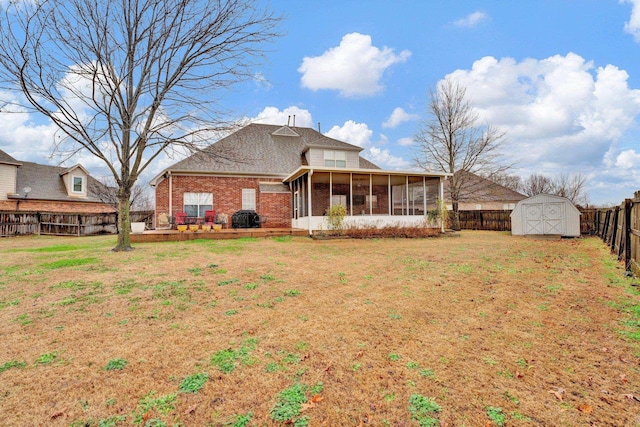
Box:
[160,123,375,179]
[60,164,90,177]
[0,149,21,166]
[271,125,300,137]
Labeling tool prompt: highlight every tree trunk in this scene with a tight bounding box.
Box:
[113,188,133,251]
[451,199,461,231]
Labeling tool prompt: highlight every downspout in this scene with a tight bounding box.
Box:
[307,169,313,236]
[440,177,445,233]
[168,172,173,220]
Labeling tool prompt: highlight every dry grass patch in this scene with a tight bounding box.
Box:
[0,232,639,426]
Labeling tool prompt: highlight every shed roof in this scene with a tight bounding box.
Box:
[511,193,581,216]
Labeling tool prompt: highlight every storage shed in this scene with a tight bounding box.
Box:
[510,194,581,237]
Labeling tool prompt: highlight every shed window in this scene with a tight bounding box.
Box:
[184,192,213,217]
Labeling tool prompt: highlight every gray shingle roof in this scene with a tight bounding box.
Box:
[166,123,379,175]
[12,161,109,202]
[0,149,21,166]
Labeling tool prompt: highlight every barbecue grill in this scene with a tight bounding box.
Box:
[231,210,262,228]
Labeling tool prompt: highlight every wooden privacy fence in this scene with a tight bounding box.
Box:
[0,210,154,237]
[591,192,640,276]
[454,209,599,234]
[454,210,513,231]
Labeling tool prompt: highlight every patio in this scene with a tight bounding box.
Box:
[130,227,308,243]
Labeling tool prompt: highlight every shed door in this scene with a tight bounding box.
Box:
[542,202,564,234]
[524,203,543,234]
[523,202,565,235]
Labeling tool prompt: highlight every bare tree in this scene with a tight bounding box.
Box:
[0,0,281,250]
[483,171,522,192]
[414,78,508,230]
[521,173,554,197]
[521,172,589,206]
[93,179,152,212]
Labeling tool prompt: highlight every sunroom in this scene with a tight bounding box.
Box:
[284,167,450,234]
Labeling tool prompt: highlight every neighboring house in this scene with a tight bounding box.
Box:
[0,149,115,213]
[444,172,527,211]
[151,123,450,233]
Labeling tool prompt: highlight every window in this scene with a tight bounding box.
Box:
[332,194,347,207]
[184,192,213,217]
[72,176,84,193]
[366,194,378,208]
[324,150,347,168]
[242,188,256,210]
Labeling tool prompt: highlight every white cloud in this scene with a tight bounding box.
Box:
[0,92,58,162]
[326,120,411,169]
[623,0,640,42]
[298,32,411,98]
[252,72,272,91]
[326,120,372,147]
[249,106,313,128]
[447,53,640,167]
[615,149,640,168]
[452,11,489,28]
[397,137,414,147]
[382,107,419,128]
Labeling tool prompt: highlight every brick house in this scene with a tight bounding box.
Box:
[444,172,527,211]
[0,149,115,213]
[151,123,450,233]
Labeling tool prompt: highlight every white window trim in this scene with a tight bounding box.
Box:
[183,192,213,217]
[242,188,256,211]
[324,150,347,168]
[71,175,85,194]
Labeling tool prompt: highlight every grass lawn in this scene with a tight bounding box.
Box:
[0,231,639,426]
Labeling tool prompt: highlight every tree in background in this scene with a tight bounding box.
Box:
[0,0,281,250]
[521,173,589,206]
[520,173,554,196]
[414,78,508,230]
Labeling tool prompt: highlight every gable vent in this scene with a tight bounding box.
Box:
[272,126,300,137]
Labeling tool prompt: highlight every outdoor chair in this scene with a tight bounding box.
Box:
[156,213,171,230]
[204,209,217,225]
[175,212,187,225]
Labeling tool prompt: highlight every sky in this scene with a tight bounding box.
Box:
[1,1,640,206]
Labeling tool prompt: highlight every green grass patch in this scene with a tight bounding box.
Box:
[486,406,506,426]
[179,372,208,393]
[211,338,258,374]
[104,358,128,371]
[269,383,308,424]
[40,257,98,270]
[13,243,87,253]
[133,391,177,424]
[34,352,58,365]
[0,360,27,373]
[408,394,441,427]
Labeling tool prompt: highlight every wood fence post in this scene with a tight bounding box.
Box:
[611,207,619,252]
[624,199,632,273]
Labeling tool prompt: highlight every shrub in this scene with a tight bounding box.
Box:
[325,204,347,231]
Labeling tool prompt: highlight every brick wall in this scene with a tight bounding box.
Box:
[155,175,292,228]
[0,199,116,214]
